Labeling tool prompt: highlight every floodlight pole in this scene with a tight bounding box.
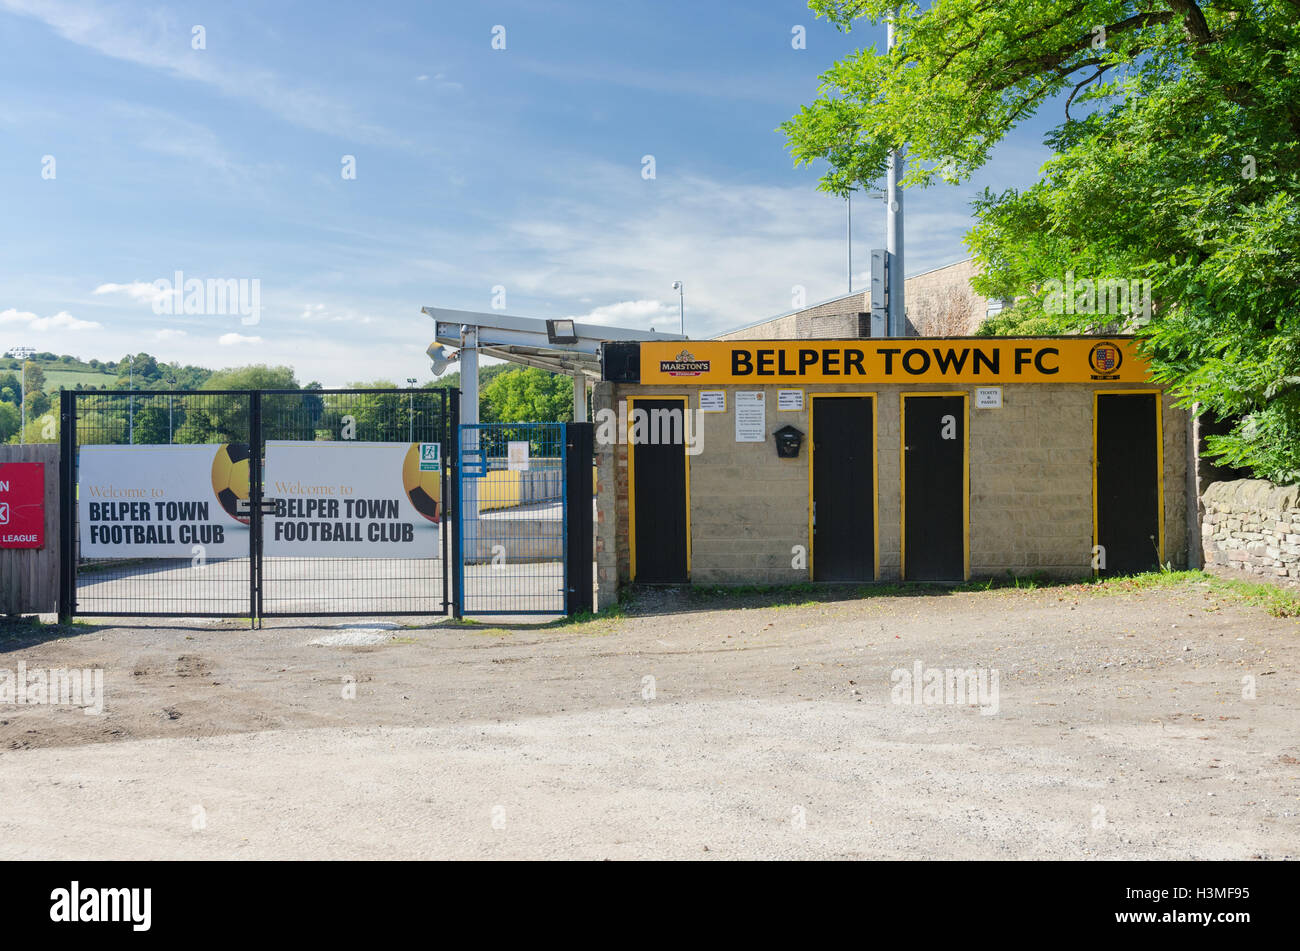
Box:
[886,10,906,337]
[19,355,26,445]
[126,353,135,445]
[406,378,418,442]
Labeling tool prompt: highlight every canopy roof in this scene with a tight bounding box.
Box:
[421,307,686,379]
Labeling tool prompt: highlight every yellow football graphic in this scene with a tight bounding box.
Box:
[402,444,441,523]
[211,443,251,525]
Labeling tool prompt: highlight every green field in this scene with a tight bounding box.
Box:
[0,358,118,393]
[41,366,119,390]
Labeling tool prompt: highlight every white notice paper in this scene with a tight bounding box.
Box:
[699,391,726,413]
[735,392,766,442]
[507,441,530,471]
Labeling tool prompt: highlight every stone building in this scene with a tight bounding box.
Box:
[593,336,1192,605]
[714,257,1008,341]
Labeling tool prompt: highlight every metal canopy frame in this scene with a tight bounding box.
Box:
[421,307,685,380]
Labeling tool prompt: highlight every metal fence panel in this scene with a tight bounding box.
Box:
[64,388,449,620]
[69,389,255,617]
[258,388,449,617]
[458,422,566,615]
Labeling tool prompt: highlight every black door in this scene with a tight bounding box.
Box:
[903,395,966,581]
[632,399,688,582]
[812,397,875,581]
[1095,393,1160,575]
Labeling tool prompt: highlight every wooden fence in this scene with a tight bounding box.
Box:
[0,444,59,615]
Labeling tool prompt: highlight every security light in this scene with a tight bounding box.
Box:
[427,342,459,376]
[546,319,578,344]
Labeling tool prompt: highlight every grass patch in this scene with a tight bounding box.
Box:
[1082,569,1300,617]
[676,572,1075,609]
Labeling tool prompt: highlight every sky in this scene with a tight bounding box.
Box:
[0,0,1059,386]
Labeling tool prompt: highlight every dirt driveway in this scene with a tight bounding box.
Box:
[1,577,1297,860]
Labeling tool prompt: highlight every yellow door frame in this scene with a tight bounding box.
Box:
[1092,389,1164,574]
[808,392,880,580]
[899,391,971,581]
[626,395,692,581]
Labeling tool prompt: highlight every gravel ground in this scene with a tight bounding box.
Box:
[0,578,1297,859]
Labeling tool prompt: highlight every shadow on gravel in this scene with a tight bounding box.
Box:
[621,575,1079,617]
[0,617,115,652]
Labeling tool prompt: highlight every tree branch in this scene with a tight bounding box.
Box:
[1166,0,1213,45]
[1065,63,1112,121]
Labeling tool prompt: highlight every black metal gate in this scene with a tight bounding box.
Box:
[59,387,452,621]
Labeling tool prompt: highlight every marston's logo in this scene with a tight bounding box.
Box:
[660,349,710,377]
[1088,341,1123,378]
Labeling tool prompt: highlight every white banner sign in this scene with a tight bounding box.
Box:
[78,445,252,558]
[262,441,440,558]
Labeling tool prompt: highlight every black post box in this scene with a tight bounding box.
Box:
[773,424,804,458]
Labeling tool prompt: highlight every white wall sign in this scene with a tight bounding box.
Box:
[79,444,252,558]
[777,389,804,411]
[975,387,1003,409]
[699,390,726,413]
[735,391,766,442]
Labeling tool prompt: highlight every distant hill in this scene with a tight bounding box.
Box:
[0,352,212,394]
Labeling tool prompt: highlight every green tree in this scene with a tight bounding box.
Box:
[21,361,46,393]
[21,360,50,418]
[186,364,301,443]
[482,367,573,423]
[203,364,298,390]
[0,370,19,405]
[783,0,1300,482]
[17,408,59,444]
[0,401,19,442]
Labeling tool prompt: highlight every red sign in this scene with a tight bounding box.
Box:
[0,462,45,549]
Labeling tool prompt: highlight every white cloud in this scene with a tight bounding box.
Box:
[568,299,679,330]
[218,333,261,346]
[154,328,187,340]
[0,307,101,331]
[298,303,373,324]
[93,280,164,305]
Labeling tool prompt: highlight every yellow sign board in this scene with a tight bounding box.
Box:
[639,338,1147,385]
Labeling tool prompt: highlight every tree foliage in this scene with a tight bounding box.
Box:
[784,0,1300,482]
[482,367,574,423]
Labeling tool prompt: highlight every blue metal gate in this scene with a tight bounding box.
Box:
[455,422,567,615]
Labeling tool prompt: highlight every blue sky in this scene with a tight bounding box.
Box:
[0,0,1056,385]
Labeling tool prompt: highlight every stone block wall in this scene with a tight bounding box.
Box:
[1201,479,1300,582]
